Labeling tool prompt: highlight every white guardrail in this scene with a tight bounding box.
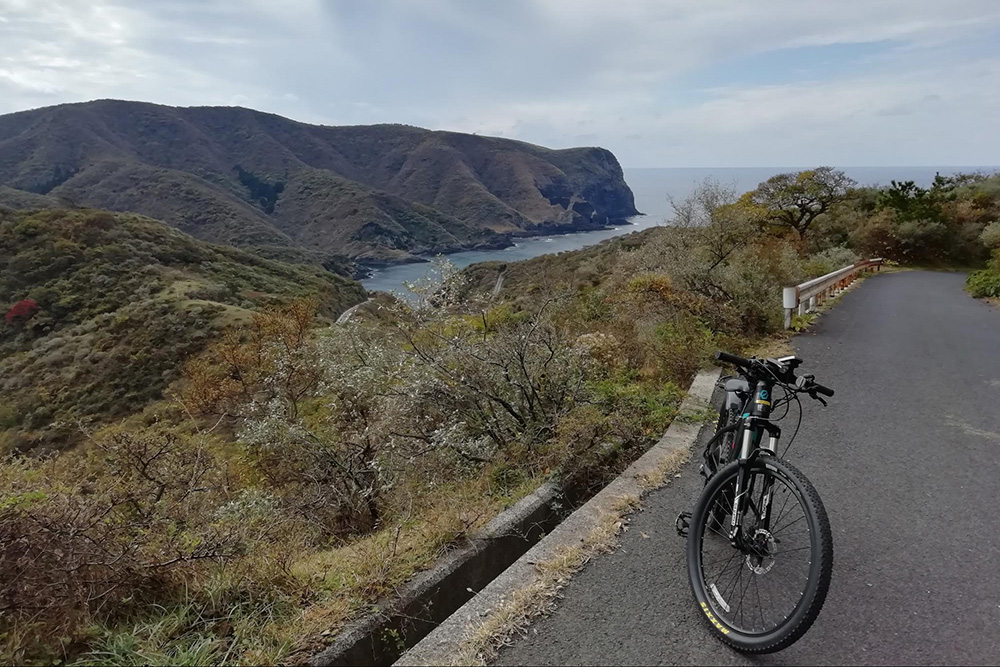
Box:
[782,258,884,329]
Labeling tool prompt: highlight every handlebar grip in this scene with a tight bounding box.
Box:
[714,350,751,368]
[813,383,835,397]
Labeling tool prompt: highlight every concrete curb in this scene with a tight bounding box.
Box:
[394,367,722,666]
[308,483,565,666]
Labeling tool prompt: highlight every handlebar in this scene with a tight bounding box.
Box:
[715,350,834,399]
[714,350,751,368]
[811,383,835,397]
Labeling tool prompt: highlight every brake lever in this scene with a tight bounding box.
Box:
[808,390,828,407]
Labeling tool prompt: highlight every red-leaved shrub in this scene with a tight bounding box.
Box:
[5,298,39,325]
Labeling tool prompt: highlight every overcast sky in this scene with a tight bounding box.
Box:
[2,0,999,167]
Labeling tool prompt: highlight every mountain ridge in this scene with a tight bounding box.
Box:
[0,100,638,266]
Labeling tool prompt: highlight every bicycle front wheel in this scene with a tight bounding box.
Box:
[687,457,833,653]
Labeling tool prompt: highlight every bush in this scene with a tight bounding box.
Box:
[0,424,250,663]
[966,268,1000,298]
[830,173,1000,265]
[4,298,39,325]
[981,222,1000,250]
[800,247,861,278]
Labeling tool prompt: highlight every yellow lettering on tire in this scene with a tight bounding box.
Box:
[700,601,731,634]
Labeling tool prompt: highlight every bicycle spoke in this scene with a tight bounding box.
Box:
[770,487,805,532]
[753,571,767,632]
[771,529,811,540]
[771,512,807,536]
[701,551,741,569]
[735,566,753,627]
[720,555,745,600]
[769,545,812,557]
[705,548,742,587]
[769,485,794,528]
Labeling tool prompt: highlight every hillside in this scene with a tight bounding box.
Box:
[458,225,663,302]
[0,184,61,210]
[0,207,366,452]
[0,100,638,265]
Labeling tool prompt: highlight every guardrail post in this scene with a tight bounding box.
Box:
[782,286,798,330]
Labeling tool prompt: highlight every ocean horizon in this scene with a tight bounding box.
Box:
[624,166,1000,223]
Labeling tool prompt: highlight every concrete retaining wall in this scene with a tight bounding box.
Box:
[308,483,565,666]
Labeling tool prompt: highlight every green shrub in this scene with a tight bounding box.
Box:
[966,268,1000,298]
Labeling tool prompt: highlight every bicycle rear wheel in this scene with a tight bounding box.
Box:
[687,457,833,653]
[705,406,739,478]
[704,406,740,529]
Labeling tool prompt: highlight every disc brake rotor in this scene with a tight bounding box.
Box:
[745,528,776,574]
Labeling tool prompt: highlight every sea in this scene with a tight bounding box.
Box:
[361,166,997,295]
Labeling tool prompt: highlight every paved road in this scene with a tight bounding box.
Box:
[498,271,1000,666]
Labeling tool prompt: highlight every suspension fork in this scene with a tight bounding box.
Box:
[728,417,782,545]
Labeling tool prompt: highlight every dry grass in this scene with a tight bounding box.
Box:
[748,333,795,359]
[635,447,690,491]
[448,494,641,667]
[276,471,544,661]
[59,469,545,667]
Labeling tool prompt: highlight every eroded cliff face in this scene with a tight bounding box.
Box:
[0,100,639,264]
[567,146,641,221]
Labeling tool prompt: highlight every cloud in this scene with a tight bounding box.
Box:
[1,0,999,165]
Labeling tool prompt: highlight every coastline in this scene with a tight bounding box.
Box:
[355,215,643,280]
[360,215,659,294]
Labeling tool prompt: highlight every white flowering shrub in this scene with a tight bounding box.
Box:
[217,290,599,541]
[800,246,861,278]
[981,221,1000,250]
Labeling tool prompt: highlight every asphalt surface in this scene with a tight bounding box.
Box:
[497,271,1000,666]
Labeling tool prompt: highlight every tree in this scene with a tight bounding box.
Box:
[670,179,759,274]
[742,167,856,241]
[876,180,943,222]
[180,299,320,420]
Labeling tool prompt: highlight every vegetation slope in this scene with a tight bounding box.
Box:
[0,207,366,452]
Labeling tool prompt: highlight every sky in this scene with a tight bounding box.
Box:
[1,0,999,167]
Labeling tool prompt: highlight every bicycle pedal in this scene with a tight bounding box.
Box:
[675,511,691,538]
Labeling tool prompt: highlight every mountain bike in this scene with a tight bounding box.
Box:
[675,351,835,653]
